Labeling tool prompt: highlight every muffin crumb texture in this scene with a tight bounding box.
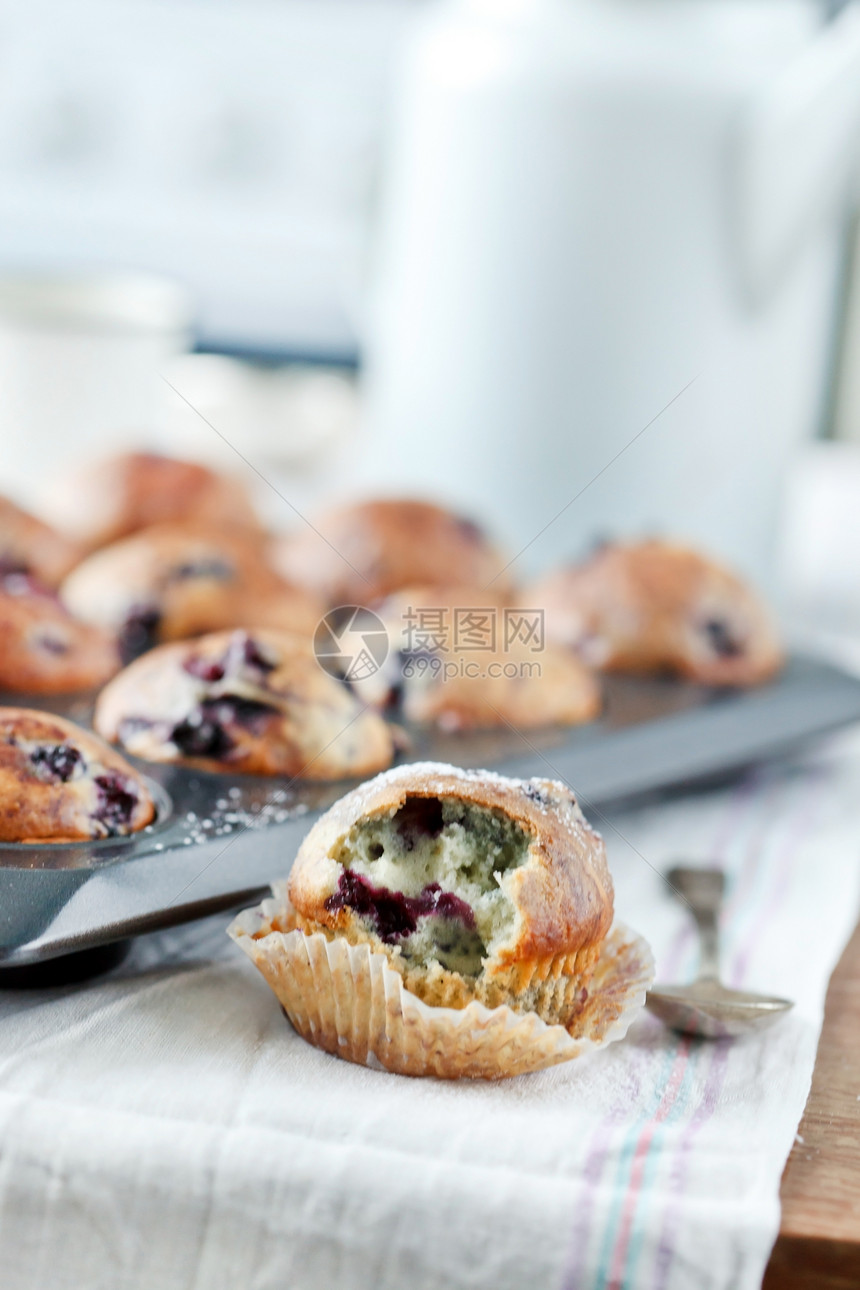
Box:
[327,795,531,977]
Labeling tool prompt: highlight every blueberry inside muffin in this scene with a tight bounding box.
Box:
[323,794,532,976]
[0,709,156,843]
[287,763,614,1023]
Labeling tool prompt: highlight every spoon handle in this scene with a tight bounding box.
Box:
[665,866,725,982]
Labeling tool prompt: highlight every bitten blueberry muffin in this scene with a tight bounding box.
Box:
[528,539,783,686]
[0,709,156,842]
[0,495,82,588]
[355,584,600,731]
[273,498,511,606]
[95,628,395,780]
[44,450,260,550]
[61,523,323,662]
[286,762,614,1024]
[0,570,120,694]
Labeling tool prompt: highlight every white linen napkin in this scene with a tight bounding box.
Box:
[1,730,858,1290]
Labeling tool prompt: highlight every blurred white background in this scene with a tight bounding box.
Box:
[2,0,860,625]
[0,0,415,354]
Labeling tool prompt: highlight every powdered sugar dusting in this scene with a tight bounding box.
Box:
[162,796,311,847]
[321,759,603,851]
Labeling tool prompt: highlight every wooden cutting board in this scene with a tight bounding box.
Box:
[763,919,860,1289]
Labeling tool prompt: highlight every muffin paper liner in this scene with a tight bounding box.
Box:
[228,883,654,1080]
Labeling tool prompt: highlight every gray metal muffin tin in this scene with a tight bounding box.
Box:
[2,655,859,969]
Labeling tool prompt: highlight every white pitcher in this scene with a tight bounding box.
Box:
[362,0,860,588]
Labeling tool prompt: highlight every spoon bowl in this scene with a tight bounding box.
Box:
[646,979,794,1038]
[644,865,794,1039]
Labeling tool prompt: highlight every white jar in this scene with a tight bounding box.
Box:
[363,0,860,589]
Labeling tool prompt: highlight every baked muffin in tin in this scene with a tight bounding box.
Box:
[273,498,511,606]
[0,570,119,694]
[45,450,260,550]
[61,522,322,662]
[0,708,156,843]
[95,628,395,780]
[0,495,82,588]
[528,538,783,686]
[356,584,600,731]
